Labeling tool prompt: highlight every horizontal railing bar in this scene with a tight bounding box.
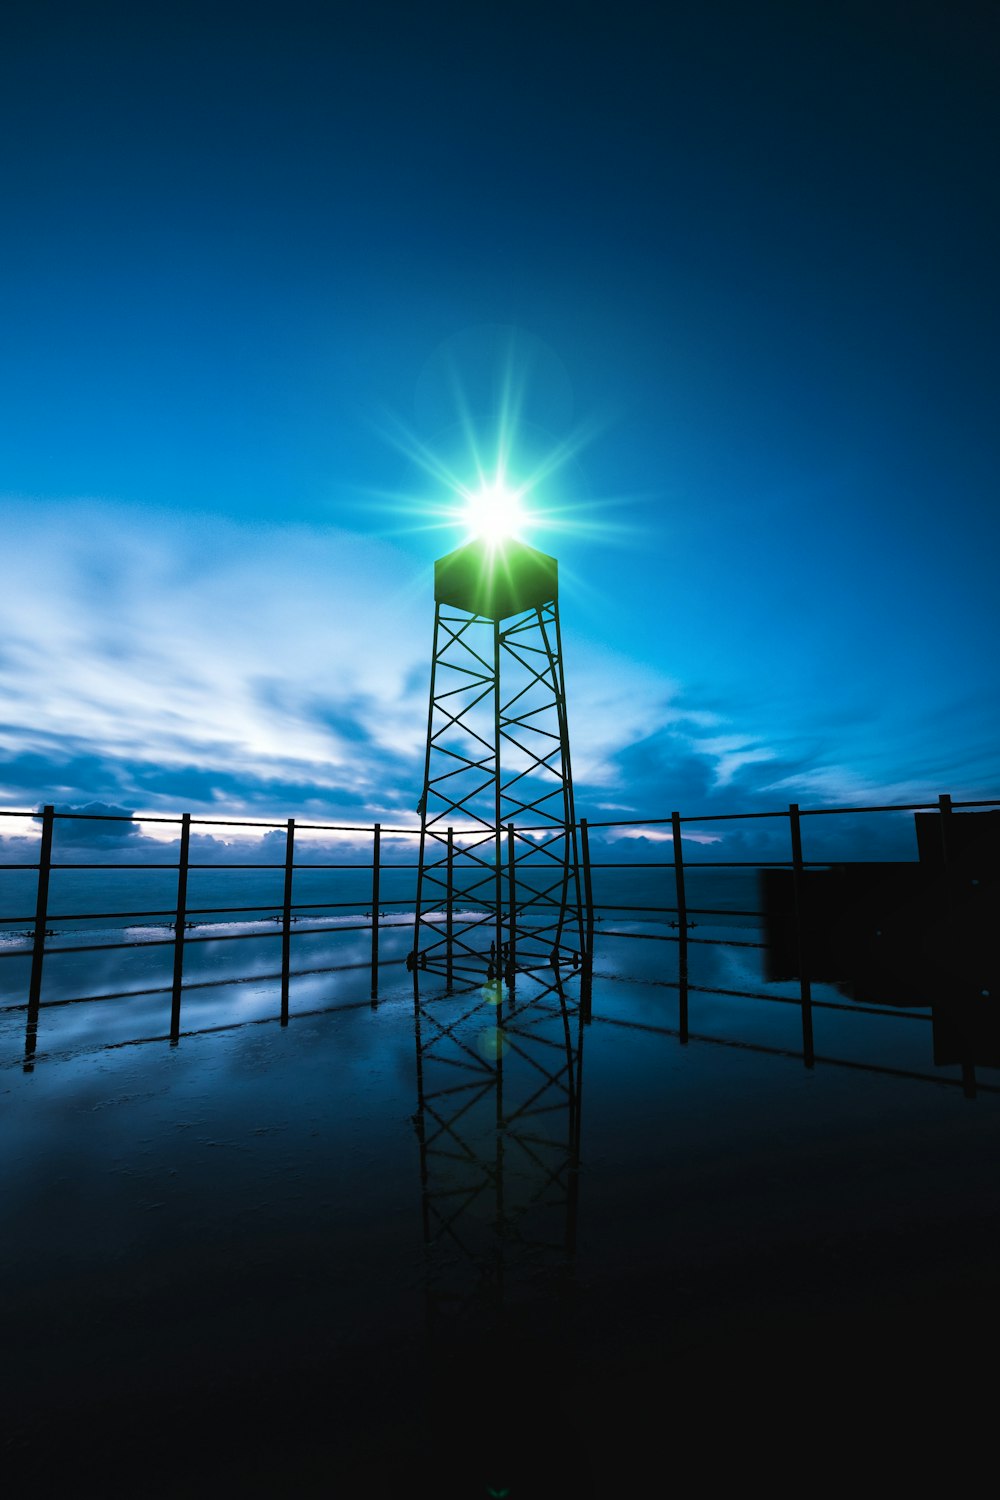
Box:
[0,853,949,875]
[0,861,413,872]
[0,895,430,927]
[1,796,998,838]
[1,853,920,879]
[800,799,1000,817]
[45,862,289,871]
[527,864,677,876]
[0,814,415,837]
[559,865,834,879]
[581,797,1000,828]
[580,865,830,874]
[1,920,417,959]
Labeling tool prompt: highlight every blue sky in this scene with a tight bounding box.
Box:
[2,1,998,842]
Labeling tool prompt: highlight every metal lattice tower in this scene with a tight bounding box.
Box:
[409,537,585,985]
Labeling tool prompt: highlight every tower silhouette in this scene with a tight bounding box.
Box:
[409,536,585,985]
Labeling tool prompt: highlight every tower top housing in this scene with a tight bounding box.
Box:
[434,538,558,621]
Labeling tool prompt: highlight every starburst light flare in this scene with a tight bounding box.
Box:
[356,327,637,567]
[460,477,528,543]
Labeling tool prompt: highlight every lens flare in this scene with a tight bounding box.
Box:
[358,328,634,559]
[476,1026,509,1061]
[461,479,527,542]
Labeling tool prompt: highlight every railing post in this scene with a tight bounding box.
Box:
[25,803,55,1071]
[580,818,595,965]
[170,812,191,1044]
[789,803,815,1067]
[281,817,295,1026]
[937,792,953,874]
[938,793,974,1097]
[579,818,595,1025]
[370,822,381,1004]
[446,826,454,990]
[506,823,517,987]
[671,811,689,1044]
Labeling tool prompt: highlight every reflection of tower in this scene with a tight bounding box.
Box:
[409,537,585,985]
[411,965,585,1333]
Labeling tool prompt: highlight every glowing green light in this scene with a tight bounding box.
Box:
[462,479,528,542]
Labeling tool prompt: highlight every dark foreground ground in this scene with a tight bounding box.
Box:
[3,949,998,1497]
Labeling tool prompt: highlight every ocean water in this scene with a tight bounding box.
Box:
[2,863,998,1495]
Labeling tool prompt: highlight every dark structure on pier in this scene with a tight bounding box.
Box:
[761,806,1000,1083]
[409,537,585,986]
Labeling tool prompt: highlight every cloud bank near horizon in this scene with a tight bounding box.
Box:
[1,499,994,837]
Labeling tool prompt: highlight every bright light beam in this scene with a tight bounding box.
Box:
[460,478,528,542]
[357,338,635,557]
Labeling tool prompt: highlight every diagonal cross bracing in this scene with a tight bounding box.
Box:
[412,591,584,983]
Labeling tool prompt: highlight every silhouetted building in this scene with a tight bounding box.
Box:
[761,810,999,1068]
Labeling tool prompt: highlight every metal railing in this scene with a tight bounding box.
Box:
[1,794,997,1083]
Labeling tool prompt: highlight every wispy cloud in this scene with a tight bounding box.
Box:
[3,498,991,834]
[0,500,431,815]
[603,827,722,845]
[756,765,936,806]
[687,734,778,787]
[0,499,709,819]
